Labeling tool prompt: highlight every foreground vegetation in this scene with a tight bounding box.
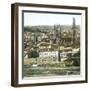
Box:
[24,62,80,77]
[24,51,80,77]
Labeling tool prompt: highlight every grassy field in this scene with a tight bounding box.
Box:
[23,58,80,77]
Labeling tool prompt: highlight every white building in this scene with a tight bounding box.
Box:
[39,48,79,61]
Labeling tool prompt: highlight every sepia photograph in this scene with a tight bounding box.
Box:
[23,11,81,77]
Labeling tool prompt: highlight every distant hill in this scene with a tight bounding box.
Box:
[24,25,80,33]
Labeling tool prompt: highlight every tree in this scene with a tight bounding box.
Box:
[72,17,76,48]
[54,25,62,62]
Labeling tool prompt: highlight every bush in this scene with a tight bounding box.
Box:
[64,51,80,66]
[28,51,39,58]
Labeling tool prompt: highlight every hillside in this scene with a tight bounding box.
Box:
[24,25,80,33]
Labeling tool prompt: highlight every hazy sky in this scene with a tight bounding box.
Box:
[24,12,81,26]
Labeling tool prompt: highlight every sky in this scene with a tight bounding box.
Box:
[24,12,81,26]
